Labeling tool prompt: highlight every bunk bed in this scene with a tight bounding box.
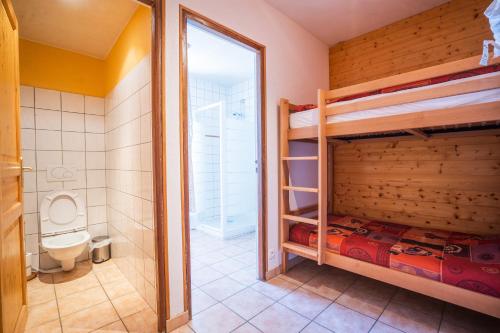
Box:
[279,55,500,318]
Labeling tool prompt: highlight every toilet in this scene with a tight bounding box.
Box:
[40,190,91,271]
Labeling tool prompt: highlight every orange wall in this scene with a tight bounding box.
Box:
[19,39,106,96]
[19,6,151,97]
[105,5,151,93]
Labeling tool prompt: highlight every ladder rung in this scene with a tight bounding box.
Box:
[282,186,318,193]
[282,242,318,260]
[281,156,318,161]
[282,214,318,226]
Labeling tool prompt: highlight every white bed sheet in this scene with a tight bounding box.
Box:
[289,71,500,129]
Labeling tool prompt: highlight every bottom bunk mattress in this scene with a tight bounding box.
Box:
[289,215,500,298]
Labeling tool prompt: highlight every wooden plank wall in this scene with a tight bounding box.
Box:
[333,133,500,235]
[329,0,493,89]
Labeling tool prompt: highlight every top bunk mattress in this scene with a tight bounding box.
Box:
[289,71,500,129]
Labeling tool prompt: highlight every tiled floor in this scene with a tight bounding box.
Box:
[23,259,157,333]
[176,230,500,333]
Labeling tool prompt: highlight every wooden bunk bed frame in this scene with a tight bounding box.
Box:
[279,55,500,318]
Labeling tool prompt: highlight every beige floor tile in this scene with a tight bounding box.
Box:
[219,244,250,257]
[232,323,262,333]
[58,285,108,317]
[370,322,404,333]
[27,273,53,290]
[191,266,224,287]
[210,258,247,275]
[302,267,356,300]
[53,261,93,283]
[93,265,125,285]
[28,283,55,306]
[91,320,128,332]
[190,303,245,333]
[222,288,274,320]
[379,301,441,333]
[54,273,100,298]
[250,303,309,333]
[102,278,136,300]
[228,267,258,286]
[251,277,299,300]
[233,251,256,266]
[439,321,475,333]
[301,322,332,333]
[23,319,62,333]
[190,258,206,272]
[25,300,60,329]
[122,307,158,333]
[315,303,375,333]
[441,303,499,333]
[335,286,391,319]
[91,259,118,272]
[279,287,332,319]
[235,239,255,251]
[392,289,443,315]
[61,301,119,333]
[194,251,228,266]
[350,277,396,298]
[200,277,246,301]
[192,288,218,315]
[111,292,148,318]
[171,324,195,333]
[279,260,325,285]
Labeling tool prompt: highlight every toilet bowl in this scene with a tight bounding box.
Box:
[40,190,90,271]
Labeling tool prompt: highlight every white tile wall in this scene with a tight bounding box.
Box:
[62,112,85,132]
[20,86,34,107]
[20,85,107,270]
[36,130,61,150]
[35,109,61,130]
[85,96,105,115]
[105,55,156,311]
[35,88,61,110]
[21,107,35,128]
[62,92,84,113]
[188,76,258,238]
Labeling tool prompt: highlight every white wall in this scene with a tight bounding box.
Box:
[21,86,106,271]
[165,0,329,317]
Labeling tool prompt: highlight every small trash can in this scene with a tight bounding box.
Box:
[91,236,111,264]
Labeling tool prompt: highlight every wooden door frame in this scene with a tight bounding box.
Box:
[179,5,268,318]
[136,0,168,332]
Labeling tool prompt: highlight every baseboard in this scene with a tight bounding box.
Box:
[166,311,189,332]
[265,265,281,280]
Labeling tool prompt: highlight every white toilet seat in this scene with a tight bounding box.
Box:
[42,230,91,250]
[40,190,86,236]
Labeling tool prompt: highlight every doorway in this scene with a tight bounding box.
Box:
[179,7,267,317]
[6,0,168,332]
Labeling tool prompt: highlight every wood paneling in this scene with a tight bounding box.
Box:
[329,0,493,89]
[333,133,500,235]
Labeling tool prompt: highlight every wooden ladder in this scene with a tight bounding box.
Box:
[279,92,328,271]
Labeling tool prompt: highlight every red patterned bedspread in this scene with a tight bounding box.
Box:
[289,215,500,298]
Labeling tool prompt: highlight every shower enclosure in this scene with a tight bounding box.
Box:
[188,77,258,239]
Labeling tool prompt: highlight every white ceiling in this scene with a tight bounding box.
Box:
[265,0,449,46]
[12,0,139,59]
[187,21,257,86]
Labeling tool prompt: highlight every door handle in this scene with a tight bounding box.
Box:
[22,166,33,172]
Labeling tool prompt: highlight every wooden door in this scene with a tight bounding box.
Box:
[0,1,28,333]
